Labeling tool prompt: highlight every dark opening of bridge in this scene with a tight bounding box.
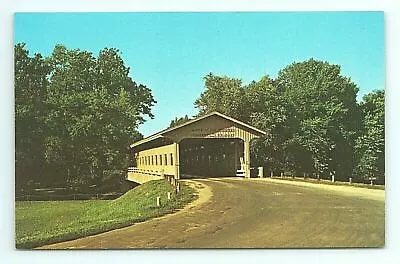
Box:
[179,138,244,177]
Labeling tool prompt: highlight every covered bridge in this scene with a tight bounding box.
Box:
[127,112,266,184]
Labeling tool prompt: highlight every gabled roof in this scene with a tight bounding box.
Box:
[130,111,266,148]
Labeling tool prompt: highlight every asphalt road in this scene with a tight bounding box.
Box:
[41,178,385,249]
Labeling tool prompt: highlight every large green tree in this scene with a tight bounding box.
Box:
[194,73,250,122]
[275,58,361,180]
[15,44,156,188]
[245,76,289,174]
[15,43,51,187]
[353,90,385,182]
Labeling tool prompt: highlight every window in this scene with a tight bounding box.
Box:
[164,154,167,165]
[159,155,162,165]
[151,155,154,165]
[155,155,158,165]
[170,153,174,166]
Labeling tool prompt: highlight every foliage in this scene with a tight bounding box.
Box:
[169,114,191,128]
[245,76,289,173]
[193,59,382,182]
[15,180,196,249]
[15,43,51,187]
[15,43,156,188]
[275,59,361,180]
[353,90,385,181]
[194,73,250,122]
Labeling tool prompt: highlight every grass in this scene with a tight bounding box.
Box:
[15,180,196,249]
[270,176,385,190]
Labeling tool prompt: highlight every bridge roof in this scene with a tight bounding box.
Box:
[130,111,266,148]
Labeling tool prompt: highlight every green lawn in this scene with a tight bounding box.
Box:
[15,180,196,249]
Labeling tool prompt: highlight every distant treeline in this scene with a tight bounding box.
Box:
[174,60,384,183]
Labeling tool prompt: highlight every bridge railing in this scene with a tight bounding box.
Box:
[127,167,179,188]
[127,167,166,177]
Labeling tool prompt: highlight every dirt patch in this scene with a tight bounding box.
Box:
[180,180,213,211]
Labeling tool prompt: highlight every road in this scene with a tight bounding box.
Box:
[40,178,385,249]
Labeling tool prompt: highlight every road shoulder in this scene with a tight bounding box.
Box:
[228,177,384,202]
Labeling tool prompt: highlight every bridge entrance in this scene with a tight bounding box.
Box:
[179,138,243,177]
[127,112,266,184]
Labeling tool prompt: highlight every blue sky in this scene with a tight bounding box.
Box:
[14,12,384,136]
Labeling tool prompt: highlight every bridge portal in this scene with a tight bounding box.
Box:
[127,112,266,184]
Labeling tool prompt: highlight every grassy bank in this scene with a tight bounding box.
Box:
[16,180,196,249]
[270,176,385,190]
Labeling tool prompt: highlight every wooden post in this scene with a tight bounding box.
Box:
[244,140,251,178]
[174,142,180,180]
[270,171,273,177]
[157,196,161,207]
[258,167,264,178]
[349,177,352,184]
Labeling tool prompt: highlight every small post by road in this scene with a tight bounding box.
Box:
[167,192,171,200]
[280,172,284,178]
[258,167,264,178]
[157,196,161,207]
[331,175,335,182]
[270,171,273,178]
[176,182,181,193]
[303,173,306,179]
[370,179,374,186]
[349,177,352,184]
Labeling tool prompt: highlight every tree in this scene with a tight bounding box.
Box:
[245,76,288,174]
[15,43,156,188]
[194,73,250,122]
[169,115,190,128]
[275,58,361,179]
[15,43,51,188]
[353,90,385,182]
